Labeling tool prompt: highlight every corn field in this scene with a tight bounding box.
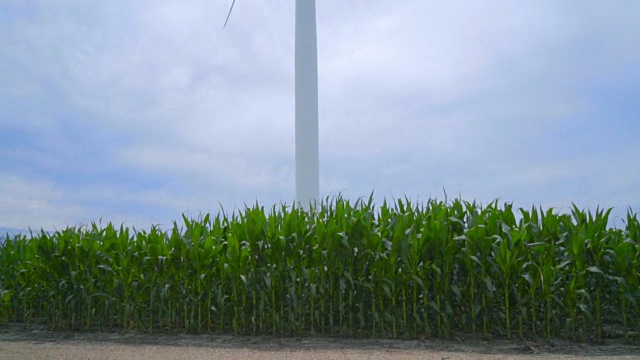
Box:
[1,196,639,342]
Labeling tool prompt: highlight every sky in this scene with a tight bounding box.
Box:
[1,0,639,232]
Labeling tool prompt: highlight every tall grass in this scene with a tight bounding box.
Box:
[0,195,638,342]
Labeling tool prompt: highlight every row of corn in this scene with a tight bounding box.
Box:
[0,195,638,342]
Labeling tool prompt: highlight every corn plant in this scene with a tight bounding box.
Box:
[0,195,638,343]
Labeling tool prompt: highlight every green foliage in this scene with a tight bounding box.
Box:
[0,196,638,342]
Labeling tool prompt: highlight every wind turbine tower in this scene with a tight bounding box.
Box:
[225,0,320,207]
[294,0,320,207]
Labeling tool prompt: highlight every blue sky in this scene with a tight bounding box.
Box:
[1,0,639,231]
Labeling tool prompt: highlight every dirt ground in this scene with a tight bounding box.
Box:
[0,324,638,360]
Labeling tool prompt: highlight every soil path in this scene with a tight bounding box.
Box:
[1,324,638,359]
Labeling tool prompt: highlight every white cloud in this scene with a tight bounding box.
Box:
[0,175,81,229]
[1,0,639,230]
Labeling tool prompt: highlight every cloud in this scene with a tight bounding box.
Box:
[1,0,639,230]
[0,175,78,230]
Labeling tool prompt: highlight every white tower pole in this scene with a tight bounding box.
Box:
[295,0,319,208]
[224,0,320,207]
